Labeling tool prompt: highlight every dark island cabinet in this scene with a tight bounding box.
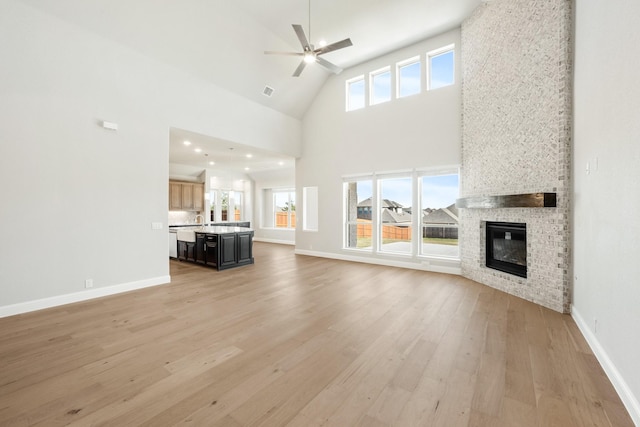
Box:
[237,231,253,265]
[177,241,196,262]
[204,235,218,267]
[218,234,237,269]
[176,228,253,271]
[195,233,206,264]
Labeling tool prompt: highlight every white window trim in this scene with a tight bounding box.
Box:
[427,44,455,91]
[396,56,421,99]
[342,168,461,262]
[369,66,391,106]
[272,189,296,229]
[345,75,366,111]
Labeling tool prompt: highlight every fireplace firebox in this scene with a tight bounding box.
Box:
[486,222,527,278]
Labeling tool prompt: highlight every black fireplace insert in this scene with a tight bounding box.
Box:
[486,222,527,278]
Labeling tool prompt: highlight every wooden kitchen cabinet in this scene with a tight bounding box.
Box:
[169,181,205,212]
[169,182,183,210]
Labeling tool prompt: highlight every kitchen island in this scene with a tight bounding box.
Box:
[173,226,254,270]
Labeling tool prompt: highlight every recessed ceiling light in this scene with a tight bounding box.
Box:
[318,40,327,47]
[194,148,202,153]
[244,167,250,171]
[279,161,284,166]
[209,161,215,165]
[183,140,191,146]
[246,154,253,158]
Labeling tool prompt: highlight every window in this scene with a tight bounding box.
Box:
[420,171,459,258]
[234,192,243,221]
[209,189,243,222]
[274,190,296,229]
[209,191,217,222]
[345,45,455,110]
[397,57,421,98]
[428,46,455,90]
[379,176,413,254]
[346,76,365,111]
[344,179,373,250]
[343,168,460,260]
[369,67,391,105]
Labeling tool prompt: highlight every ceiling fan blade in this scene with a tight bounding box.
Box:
[315,38,353,55]
[292,24,311,50]
[292,59,307,77]
[264,51,304,56]
[316,56,343,75]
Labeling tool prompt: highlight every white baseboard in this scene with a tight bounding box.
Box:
[572,306,640,426]
[253,237,295,246]
[294,249,461,276]
[0,275,171,319]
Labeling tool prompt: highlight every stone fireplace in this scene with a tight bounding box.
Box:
[459,0,572,313]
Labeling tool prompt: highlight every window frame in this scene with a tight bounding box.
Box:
[418,166,460,259]
[369,66,392,106]
[273,189,296,229]
[343,177,374,251]
[396,56,421,99]
[427,44,455,91]
[345,75,366,111]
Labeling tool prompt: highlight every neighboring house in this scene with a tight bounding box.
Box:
[422,203,459,239]
[357,197,412,224]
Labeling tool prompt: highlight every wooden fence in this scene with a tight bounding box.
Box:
[275,212,296,228]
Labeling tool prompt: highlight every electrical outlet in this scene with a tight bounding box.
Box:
[85,279,93,289]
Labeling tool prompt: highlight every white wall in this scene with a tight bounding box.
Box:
[252,168,296,244]
[573,0,640,423]
[296,29,461,271]
[0,1,300,314]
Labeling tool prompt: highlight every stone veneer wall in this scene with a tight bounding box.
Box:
[460,0,572,312]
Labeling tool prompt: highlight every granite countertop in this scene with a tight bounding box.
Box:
[170,225,253,234]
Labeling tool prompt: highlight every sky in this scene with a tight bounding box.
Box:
[356,174,458,210]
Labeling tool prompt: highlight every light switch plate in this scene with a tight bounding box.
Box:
[151,222,163,230]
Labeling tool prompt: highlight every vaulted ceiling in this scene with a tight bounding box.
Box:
[19,0,481,119]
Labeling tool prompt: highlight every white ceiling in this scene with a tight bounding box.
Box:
[19,0,481,173]
[169,127,295,178]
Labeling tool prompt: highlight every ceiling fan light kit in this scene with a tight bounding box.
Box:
[264,1,352,77]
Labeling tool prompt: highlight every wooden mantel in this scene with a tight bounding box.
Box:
[456,193,557,209]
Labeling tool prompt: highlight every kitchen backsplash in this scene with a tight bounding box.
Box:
[168,211,207,225]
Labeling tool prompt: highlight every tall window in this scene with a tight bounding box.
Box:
[344,169,460,260]
[346,76,365,111]
[210,189,243,222]
[344,180,373,250]
[370,67,391,105]
[397,57,421,98]
[420,172,459,258]
[428,46,455,90]
[209,191,217,222]
[379,176,412,254]
[274,190,296,229]
[221,191,230,221]
[234,192,243,220]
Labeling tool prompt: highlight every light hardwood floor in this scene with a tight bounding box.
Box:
[0,242,634,426]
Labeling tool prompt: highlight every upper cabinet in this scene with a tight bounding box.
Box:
[169,181,205,212]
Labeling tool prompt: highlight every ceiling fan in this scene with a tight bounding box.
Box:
[264,1,353,77]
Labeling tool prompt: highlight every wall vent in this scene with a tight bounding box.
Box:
[262,86,275,97]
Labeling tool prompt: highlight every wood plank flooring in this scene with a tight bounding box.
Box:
[0,242,634,426]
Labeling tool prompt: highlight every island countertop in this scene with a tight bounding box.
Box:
[169,226,254,234]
